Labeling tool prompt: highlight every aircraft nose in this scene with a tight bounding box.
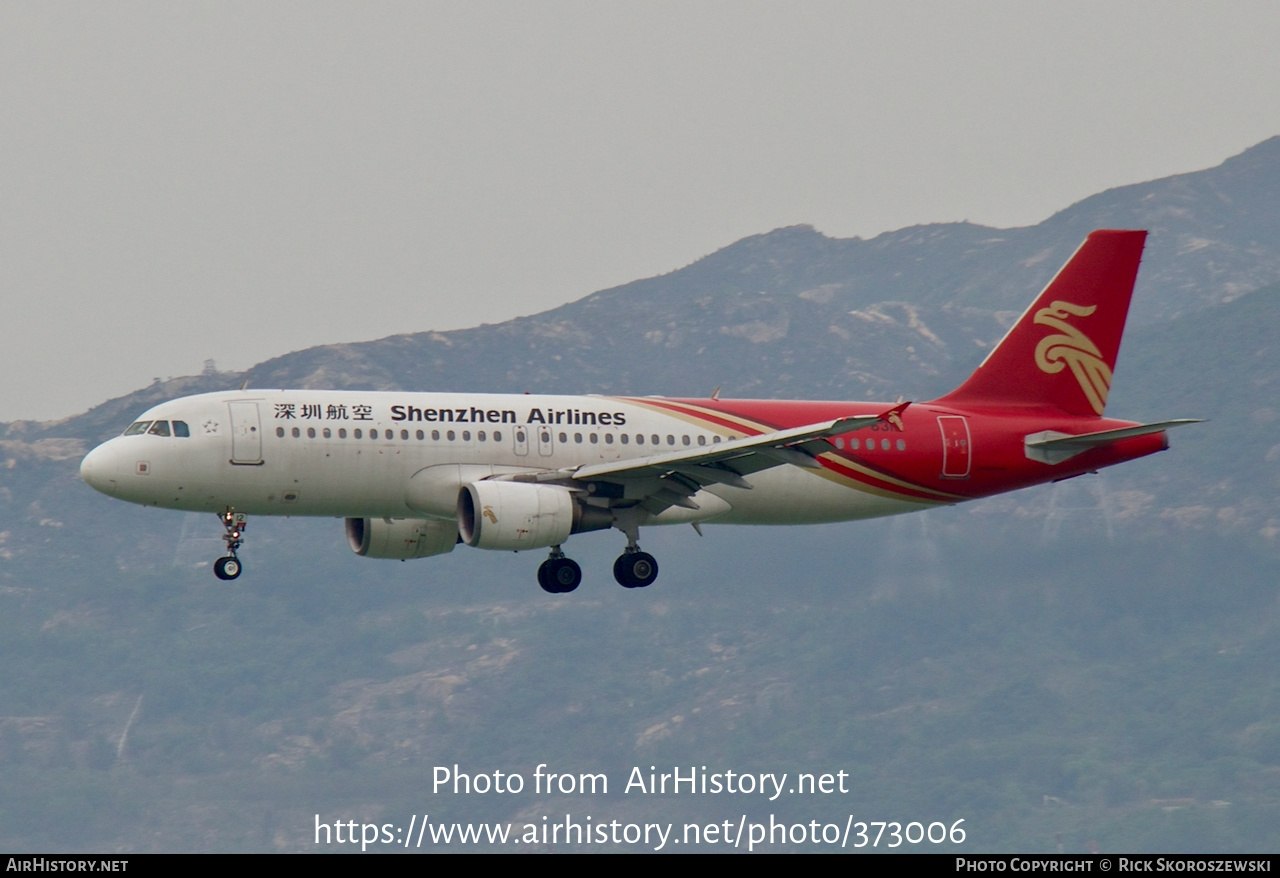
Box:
[80,442,120,496]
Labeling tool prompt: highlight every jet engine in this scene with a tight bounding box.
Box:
[457,480,611,551]
[345,517,460,559]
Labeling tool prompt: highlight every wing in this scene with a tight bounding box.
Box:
[506,403,909,515]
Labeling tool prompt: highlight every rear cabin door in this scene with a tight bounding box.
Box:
[937,415,971,479]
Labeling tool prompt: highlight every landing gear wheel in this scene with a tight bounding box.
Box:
[213,556,242,580]
[613,551,658,588]
[214,510,247,581]
[538,557,582,594]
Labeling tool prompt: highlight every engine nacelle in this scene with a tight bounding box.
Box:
[345,517,460,560]
[457,480,611,551]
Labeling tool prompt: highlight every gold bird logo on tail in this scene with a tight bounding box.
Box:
[1033,300,1112,416]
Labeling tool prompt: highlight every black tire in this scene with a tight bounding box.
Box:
[613,554,637,588]
[627,552,658,587]
[537,559,556,593]
[551,558,581,593]
[213,556,242,581]
[614,552,658,588]
[539,558,581,594]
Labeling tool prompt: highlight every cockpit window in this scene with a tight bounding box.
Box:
[124,421,152,436]
[172,420,190,438]
[148,421,171,437]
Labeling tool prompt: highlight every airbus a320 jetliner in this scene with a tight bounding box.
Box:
[81,230,1196,593]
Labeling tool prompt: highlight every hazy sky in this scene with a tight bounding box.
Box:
[4,2,1280,422]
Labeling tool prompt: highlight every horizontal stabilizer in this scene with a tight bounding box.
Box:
[1025,420,1202,465]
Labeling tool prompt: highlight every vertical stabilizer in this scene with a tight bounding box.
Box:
[934,230,1147,416]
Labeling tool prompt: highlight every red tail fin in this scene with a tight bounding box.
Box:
[934,229,1147,417]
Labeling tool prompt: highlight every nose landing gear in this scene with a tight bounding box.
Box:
[213,511,246,580]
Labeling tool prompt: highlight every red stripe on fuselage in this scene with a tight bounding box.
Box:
[614,396,966,503]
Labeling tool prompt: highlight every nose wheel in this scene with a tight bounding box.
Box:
[537,546,582,593]
[214,511,246,581]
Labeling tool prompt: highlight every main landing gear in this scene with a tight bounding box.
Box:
[535,515,661,593]
[213,511,246,581]
[538,546,582,594]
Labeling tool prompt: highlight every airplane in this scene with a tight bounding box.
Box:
[79,230,1197,593]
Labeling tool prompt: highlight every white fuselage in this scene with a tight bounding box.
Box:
[78,390,931,529]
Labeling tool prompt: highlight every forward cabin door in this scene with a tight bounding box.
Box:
[228,402,264,465]
[937,415,971,479]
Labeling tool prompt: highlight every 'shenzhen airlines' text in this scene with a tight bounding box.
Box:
[390,405,626,426]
